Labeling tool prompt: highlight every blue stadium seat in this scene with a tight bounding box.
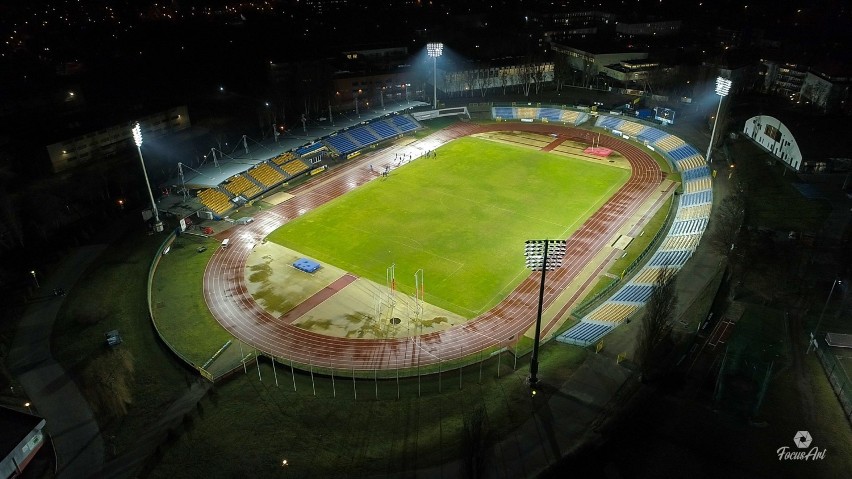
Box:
[295,143,324,156]
[636,128,668,143]
[370,120,398,139]
[556,321,614,346]
[611,284,655,303]
[537,108,562,121]
[325,135,358,155]
[349,127,378,146]
[391,115,419,132]
[493,107,515,119]
[681,167,710,181]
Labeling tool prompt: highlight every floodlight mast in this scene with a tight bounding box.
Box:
[706,77,732,164]
[426,42,443,110]
[132,122,163,232]
[524,239,567,387]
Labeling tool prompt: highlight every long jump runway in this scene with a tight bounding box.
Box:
[203,123,663,371]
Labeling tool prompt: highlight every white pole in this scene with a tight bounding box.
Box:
[707,94,723,164]
[310,356,315,396]
[239,340,247,374]
[290,357,296,391]
[433,56,438,110]
[272,355,279,387]
[243,135,248,155]
[134,141,161,229]
[331,363,336,398]
[255,350,262,381]
[352,367,357,401]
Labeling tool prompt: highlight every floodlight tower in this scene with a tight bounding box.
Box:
[706,76,732,164]
[524,239,567,387]
[426,42,443,110]
[132,123,163,232]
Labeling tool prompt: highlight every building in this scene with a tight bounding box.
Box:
[615,20,682,38]
[551,42,648,77]
[761,61,808,99]
[45,105,190,173]
[800,67,852,113]
[743,114,852,173]
[743,115,803,170]
[0,406,46,478]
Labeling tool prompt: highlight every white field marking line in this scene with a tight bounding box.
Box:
[205,129,660,364]
[557,175,631,239]
[476,268,531,315]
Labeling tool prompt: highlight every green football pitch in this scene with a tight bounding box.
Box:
[267,136,629,318]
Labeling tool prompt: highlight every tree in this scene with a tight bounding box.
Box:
[708,191,746,257]
[461,405,491,478]
[636,268,678,380]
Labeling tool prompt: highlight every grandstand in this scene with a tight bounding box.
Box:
[559,113,714,346]
[322,115,422,156]
[197,188,232,215]
[491,106,589,126]
[273,152,296,166]
[249,163,285,189]
[295,143,326,158]
[224,174,262,199]
[281,159,309,177]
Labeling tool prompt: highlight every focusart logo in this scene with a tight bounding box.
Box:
[776,431,827,461]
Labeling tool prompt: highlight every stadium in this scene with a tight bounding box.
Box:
[149,104,713,380]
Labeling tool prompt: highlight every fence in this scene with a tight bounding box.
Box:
[814,342,852,423]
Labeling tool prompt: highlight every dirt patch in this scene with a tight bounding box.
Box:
[245,243,468,339]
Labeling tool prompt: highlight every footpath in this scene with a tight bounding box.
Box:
[8,245,108,479]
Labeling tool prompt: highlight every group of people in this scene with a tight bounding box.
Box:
[368,148,438,177]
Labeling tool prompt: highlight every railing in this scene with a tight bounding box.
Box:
[814,341,852,424]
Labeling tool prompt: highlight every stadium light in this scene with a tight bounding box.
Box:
[131,122,163,232]
[426,42,443,110]
[706,76,732,164]
[524,239,567,387]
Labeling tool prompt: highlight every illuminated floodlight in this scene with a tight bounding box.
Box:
[706,77,733,164]
[523,239,568,387]
[132,122,143,147]
[427,43,443,110]
[426,42,443,58]
[131,122,162,232]
[715,77,732,97]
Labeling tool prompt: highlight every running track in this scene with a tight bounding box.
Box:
[203,123,663,372]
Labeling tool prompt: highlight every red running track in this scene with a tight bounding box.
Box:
[202,123,662,372]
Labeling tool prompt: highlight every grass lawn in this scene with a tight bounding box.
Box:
[151,234,233,368]
[267,136,629,317]
[730,138,830,231]
[148,344,588,478]
[52,228,193,455]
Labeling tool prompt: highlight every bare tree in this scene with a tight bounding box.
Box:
[708,191,747,257]
[462,405,491,478]
[636,268,678,380]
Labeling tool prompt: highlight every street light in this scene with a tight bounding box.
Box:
[30,270,39,289]
[426,42,443,110]
[706,76,732,164]
[524,239,567,387]
[131,123,163,232]
[24,402,32,414]
[811,279,842,351]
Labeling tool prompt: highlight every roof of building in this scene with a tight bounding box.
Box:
[0,406,45,458]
